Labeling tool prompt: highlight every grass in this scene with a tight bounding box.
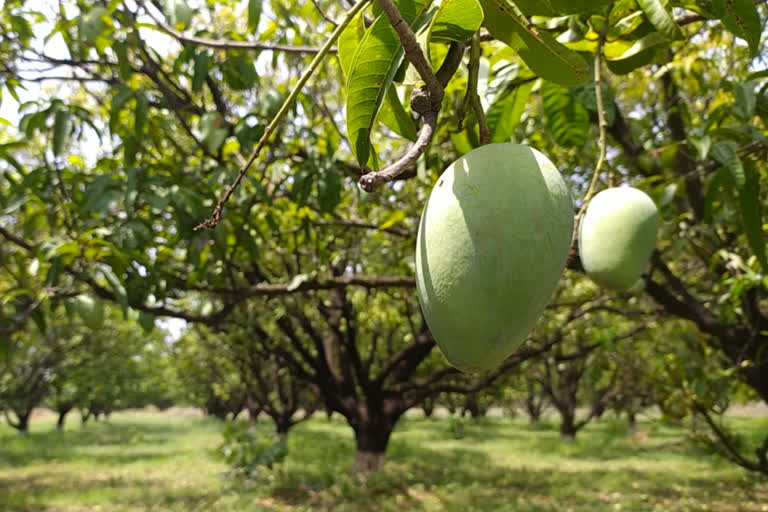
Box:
[0,410,766,511]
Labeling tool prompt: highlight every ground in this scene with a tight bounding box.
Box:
[0,409,766,511]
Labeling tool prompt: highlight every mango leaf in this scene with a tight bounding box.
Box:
[429,0,484,43]
[338,11,366,77]
[379,209,406,230]
[478,0,589,86]
[222,55,258,90]
[52,109,72,157]
[138,311,155,334]
[704,167,727,220]
[739,161,768,273]
[110,85,135,134]
[637,0,683,40]
[605,31,667,75]
[731,81,756,121]
[200,112,228,153]
[711,0,761,56]
[511,0,556,16]
[113,41,131,80]
[101,265,128,313]
[486,78,534,142]
[548,0,612,14]
[0,335,9,367]
[541,81,589,147]
[378,87,418,141]
[134,92,149,137]
[711,140,745,188]
[192,50,211,92]
[317,166,341,212]
[345,3,432,167]
[248,0,263,32]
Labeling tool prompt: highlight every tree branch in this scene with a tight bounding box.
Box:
[140,1,333,54]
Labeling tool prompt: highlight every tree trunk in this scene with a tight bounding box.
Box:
[81,411,91,426]
[7,409,32,435]
[56,408,71,432]
[352,421,394,475]
[559,411,579,442]
[627,412,637,434]
[275,417,293,435]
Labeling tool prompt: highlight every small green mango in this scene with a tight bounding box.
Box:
[578,187,659,290]
[416,144,574,373]
[73,294,105,330]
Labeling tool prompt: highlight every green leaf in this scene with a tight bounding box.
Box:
[478,0,589,86]
[338,11,366,78]
[379,209,406,229]
[134,92,149,137]
[541,81,589,147]
[110,86,135,134]
[548,0,612,14]
[138,311,156,334]
[378,87,418,141]
[0,335,9,367]
[192,51,211,92]
[248,0,263,32]
[637,0,683,40]
[605,31,667,75]
[711,140,745,188]
[199,112,229,153]
[113,41,132,80]
[429,0,484,43]
[711,0,761,56]
[704,167,727,220]
[52,109,72,157]
[739,160,768,273]
[486,78,534,142]
[345,3,432,167]
[102,266,128,313]
[222,55,258,90]
[731,81,756,121]
[317,167,341,212]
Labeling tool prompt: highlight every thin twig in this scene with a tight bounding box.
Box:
[573,26,609,244]
[377,0,443,104]
[468,32,490,145]
[195,0,371,230]
[357,40,466,191]
[141,1,333,54]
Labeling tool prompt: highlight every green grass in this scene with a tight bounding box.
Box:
[0,410,766,511]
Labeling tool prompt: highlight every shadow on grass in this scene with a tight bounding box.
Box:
[0,417,224,468]
[0,472,225,512]
[225,420,753,512]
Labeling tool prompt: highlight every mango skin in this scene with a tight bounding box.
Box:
[415,144,574,373]
[73,294,105,330]
[578,187,659,290]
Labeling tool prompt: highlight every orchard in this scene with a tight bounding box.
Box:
[1,0,768,509]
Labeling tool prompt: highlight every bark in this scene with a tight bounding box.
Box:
[275,417,294,435]
[6,409,32,434]
[351,419,394,475]
[352,451,385,475]
[56,408,71,432]
[559,416,579,442]
[627,412,637,434]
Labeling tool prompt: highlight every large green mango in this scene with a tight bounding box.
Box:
[72,293,105,330]
[415,144,574,372]
[578,187,659,290]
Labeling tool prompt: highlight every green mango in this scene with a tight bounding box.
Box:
[73,294,105,330]
[416,144,574,372]
[579,187,659,290]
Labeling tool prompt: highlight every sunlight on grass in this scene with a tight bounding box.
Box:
[0,410,766,511]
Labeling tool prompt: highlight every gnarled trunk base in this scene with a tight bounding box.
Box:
[352,451,384,476]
